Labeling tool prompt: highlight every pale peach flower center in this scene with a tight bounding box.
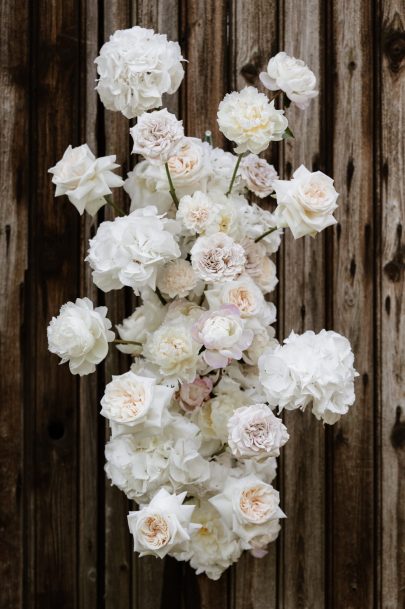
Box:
[140,514,170,548]
[228,287,255,314]
[239,485,275,523]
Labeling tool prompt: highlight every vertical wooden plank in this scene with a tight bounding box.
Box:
[230,2,279,608]
[378,3,405,608]
[280,1,326,608]
[27,1,82,607]
[0,1,29,607]
[329,1,375,607]
[78,2,100,609]
[102,3,133,609]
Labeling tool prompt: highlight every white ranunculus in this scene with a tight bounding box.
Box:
[260,51,318,110]
[124,161,172,214]
[258,329,359,424]
[192,305,253,369]
[48,144,123,216]
[127,489,198,558]
[156,258,199,298]
[191,233,246,283]
[227,404,289,459]
[47,297,114,376]
[273,165,339,238]
[241,203,282,254]
[240,154,278,198]
[143,319,201,383]
[86,206,180,293]
[95,27,184,118]
[177,191,221,234]
[100,371,174,429]
[217,87,288,154]
[130,109,184,164]
[171,500,242,580]
[209,474,285,549]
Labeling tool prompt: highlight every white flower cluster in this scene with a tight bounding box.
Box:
[47,29,357,581]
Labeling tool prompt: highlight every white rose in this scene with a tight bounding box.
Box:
[156,258,199,298]
[227,404,289,459]
[190,233,246,283]
[240,154,278,198]
[217,87,288,154]
[177,191,221,234]
[100,371,174,429]
[260,51,318,110]
[86,206,180,293]
[127,489,198,558]
[95,27,184,118]
[47,297,114,375]
[48,144,123,216]
[273,165,339,238]
[210,475,286,549]
[124,161,172,214]
[130,109,184,164]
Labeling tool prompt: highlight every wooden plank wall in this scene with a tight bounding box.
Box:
[1,0,404,607]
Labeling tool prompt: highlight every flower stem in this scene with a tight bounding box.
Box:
[269,90,283,104]
[155,286,167,306]
[212,368,223,389]
[226,153,243,197]
[203,130,213,145]
[164,162,179,208]
[254,226,277,243]
[105,194,125,217]
[113,339,142,346]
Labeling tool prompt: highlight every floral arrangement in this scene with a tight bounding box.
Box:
[47,27,358,580]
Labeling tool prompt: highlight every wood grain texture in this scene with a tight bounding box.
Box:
[329,1,376,607]
[0,1,29,607]
[378,2,405,608]
[280,1,326,608]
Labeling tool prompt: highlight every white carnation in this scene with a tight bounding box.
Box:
[47,297,114,375]
[217,87,288,154]
[48,144,123,216]
[95,27,184,118]
[191,233,246,283]
[240,154,278,198]
[227,404,289,459]
[273,165,339,238]
[258,329,359,424]
[86,206,180,293]
[177,191,221,234]
[260,51,318,110]
[130,109,184,164]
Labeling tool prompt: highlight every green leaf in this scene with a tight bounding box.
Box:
[282,126,295,140]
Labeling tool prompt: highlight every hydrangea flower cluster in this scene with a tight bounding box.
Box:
[47,28,357,580]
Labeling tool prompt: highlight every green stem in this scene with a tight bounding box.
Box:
[164,163,179,208]
[254,226,277,243]
[226,153,243,197]
[105,194,125,217]
[113,339,142,346]
[203,130,213,145]
[155,286,167,306]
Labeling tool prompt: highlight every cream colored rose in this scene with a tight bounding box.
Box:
[190,233,246,283]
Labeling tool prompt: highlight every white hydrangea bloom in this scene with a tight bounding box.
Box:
[48,144,123,216]
[258,329,358,424]
[95,27,184,118]
[47,297,114,376]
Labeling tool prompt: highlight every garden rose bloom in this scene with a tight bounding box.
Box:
[190,233,246,283]
[273,165,339,238]
[127,488,198,558]
[157,137,212,194]
[130,109,184,164]
[227,404,289,459]
[95,27,184,118]
[178,377,213,412]
[48,144,123,216]
[47,297,114,375]
[217,87,288,154]
[260,51,318,110]
[157,259,198,298]
[240,154,278,198]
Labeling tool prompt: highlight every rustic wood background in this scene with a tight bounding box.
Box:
[1,0,404,608]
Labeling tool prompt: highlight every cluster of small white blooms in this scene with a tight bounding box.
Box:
[86,206,180,293]
[47,298,114,375]
[273,165,339,238]
[49,144,124,216]
[95,27,184,118]
[217,87,288,154]
[48,33,357,581]
[260,51,318,110]
[130,109,185,164]
[240,154,278,198]
[258,330,359,424]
